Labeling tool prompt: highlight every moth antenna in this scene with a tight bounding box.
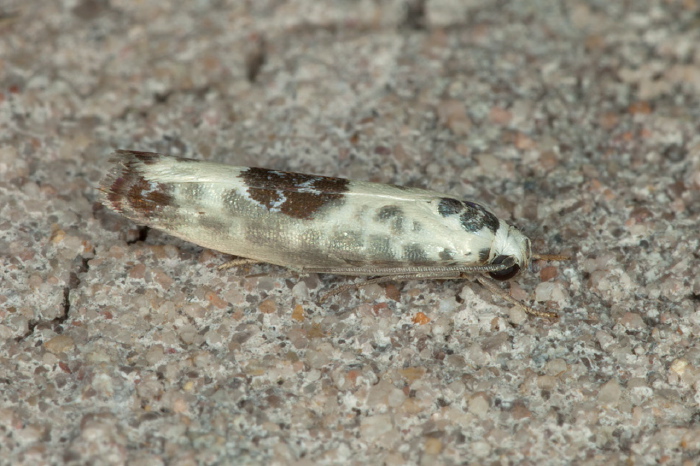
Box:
[531,253,570,262]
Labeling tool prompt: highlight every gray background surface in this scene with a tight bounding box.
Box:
[1,0,699,464]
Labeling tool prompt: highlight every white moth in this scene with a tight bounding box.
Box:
[100,150,567,319]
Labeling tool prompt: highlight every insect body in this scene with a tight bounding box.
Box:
[100,150,565,319]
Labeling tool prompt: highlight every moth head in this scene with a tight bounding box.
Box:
[488,223,531,281]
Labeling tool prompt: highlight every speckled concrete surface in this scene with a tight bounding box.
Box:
[1,0,700,464]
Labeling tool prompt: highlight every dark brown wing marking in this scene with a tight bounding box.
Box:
[240,167,350,220]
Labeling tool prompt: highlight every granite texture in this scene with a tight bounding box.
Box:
[1,0,700,464]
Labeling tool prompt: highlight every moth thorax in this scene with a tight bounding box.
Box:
[489,223,531,281]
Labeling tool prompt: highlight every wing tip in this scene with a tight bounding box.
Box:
[99,150,176,221]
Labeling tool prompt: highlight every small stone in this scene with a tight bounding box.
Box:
[535,281,567,304]
[472,440,492,458]
[398,367,426,382]
[669,359,688,376]
[468,394,489,419]
[204,289,228,309]
[438,99,472,136]
[412,312,430,325]
[291,304,304,321]
[544,359,568,377]
[598,379,622,405]
[537,376,557,390]
[360,414,393,439]
[620,312,646,330]
[424,437,442,455]
[44,335,75,354]
[259,298,277,314]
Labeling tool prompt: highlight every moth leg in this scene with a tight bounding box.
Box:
[474,276,558,320]
[218,257,262,271]
[320,275,407,303]
[319,272,461,303]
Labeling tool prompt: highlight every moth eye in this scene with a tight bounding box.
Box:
[489,255,520,281]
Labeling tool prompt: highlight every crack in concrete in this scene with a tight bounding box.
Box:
[14,253,92,342]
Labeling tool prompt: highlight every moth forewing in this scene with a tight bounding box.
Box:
[100,150,567,319]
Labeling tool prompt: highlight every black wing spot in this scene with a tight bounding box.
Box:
[375,205,405,233]
[403,243,429,264]
[478,248,491,263]
[463,201,500,234]
[437,198,463,217]
[439,249,456,261]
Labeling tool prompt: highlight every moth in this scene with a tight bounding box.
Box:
[100,150,567,319]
